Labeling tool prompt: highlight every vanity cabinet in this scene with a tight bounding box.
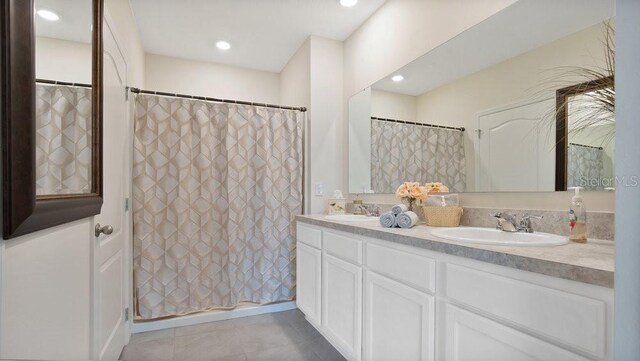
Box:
[364,271,435,361]
[295,222,613,361]
[322,231,363,360]
[442,262,608,358]
[442,304,590,361]
[296,226,322,326]
[322,253,362,360]
[364,242,436,361]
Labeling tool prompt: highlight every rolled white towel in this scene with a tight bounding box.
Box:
[396,211,419,229]
[379,212,397,228]
[391,204,409,215]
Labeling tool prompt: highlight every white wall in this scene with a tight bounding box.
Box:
[371,89,416,121]
[348,88,372,193]
[36,37,92,83]
[1,222,92,360]
[280,39,312,212]
[0,2,145,359]
[280,39,311,109]
[343,0,613,211]
[280,36,344,214]
[614,0,640,358]
[145,54,280,104]
[309,36,344,214]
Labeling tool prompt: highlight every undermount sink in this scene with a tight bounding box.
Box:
[429,227,568,247]
[324,214,377,222]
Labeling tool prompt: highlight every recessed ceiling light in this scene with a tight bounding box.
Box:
[216,41,231,50]
[391,75,404,82]
[340,0,358,7]
[36,9,60,21]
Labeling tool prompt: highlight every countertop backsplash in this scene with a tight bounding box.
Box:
[345,203,614,241]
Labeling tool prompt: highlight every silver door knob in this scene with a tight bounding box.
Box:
[95,223,114,237]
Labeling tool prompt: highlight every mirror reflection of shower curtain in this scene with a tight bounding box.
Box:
[567,143,604,191]
[35,83,93,195]
[132,94,304,320]
[370,119,466,193]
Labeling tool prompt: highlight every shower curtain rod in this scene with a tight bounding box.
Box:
[569,142,604,150]
[36,78,92,88]
[371,116,465,132]
[127,87,307,112]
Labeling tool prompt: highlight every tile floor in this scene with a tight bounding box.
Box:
[120,309,346,361]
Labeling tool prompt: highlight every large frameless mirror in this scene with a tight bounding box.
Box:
[347,0,615,194]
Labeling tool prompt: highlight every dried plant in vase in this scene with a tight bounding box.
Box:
[537,21,615,147]
[395,182,427,211]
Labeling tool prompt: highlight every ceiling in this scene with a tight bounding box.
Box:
[35,0,93,43]
[373,0,615,96]
[130,0,386,73]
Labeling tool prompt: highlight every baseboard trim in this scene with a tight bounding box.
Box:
[130,301,298,334]
[305,316,354,361]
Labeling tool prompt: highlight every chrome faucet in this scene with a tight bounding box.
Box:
[491,212,519,232]
[490,212,543,233]
[356,204,381,217]
[519,214,544,233]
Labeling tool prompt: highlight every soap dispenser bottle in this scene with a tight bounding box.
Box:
[568,187,587,243]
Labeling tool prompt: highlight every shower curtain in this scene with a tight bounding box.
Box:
[370,118,466,193]
[35,83,93,195]
[132,94,304,320]
[568,143,604,191]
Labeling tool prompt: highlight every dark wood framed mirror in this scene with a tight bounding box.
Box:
[555,76,615,191]
[1,0,103,239]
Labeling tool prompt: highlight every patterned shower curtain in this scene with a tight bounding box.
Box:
[133,94,304,320]
[567,143,604,191]
[35,83,93,195]
[371,119,466,193]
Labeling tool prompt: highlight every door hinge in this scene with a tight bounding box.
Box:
[124,198,130,211]
[124,307,130,321]
[475,129,482,139]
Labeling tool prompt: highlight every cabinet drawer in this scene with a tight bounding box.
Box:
[297,224,322,249]
[324,231,362,265]
[444,304,589,361]
[444,263,607,358]
[366,242,436,294]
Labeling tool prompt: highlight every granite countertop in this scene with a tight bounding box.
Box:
[296,215,614,288]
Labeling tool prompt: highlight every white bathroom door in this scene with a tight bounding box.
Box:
[476,98,556,192]
[91,15,130,361]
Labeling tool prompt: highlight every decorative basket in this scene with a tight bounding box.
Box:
[422,206,463,227]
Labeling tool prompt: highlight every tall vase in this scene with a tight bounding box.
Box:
[406,198,416,212]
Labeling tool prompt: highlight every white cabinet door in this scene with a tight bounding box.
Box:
[323,253,362,361]
[364,271,435,361]
[296,242,322,325]
[443,304,589,361]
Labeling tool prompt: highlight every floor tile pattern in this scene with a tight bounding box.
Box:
[121,309,346,361]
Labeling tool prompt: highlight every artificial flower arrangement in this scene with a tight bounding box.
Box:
[424,182,449,193]
[396,182,450,211]
[395,182,428,211]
